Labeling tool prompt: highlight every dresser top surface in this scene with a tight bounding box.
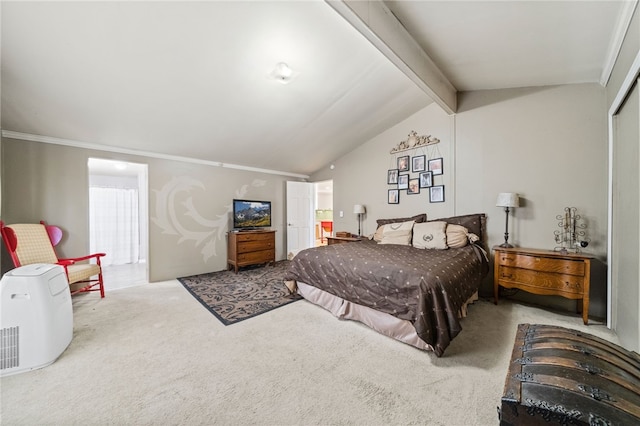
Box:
[229,229,276,234]
[493,246,594,260]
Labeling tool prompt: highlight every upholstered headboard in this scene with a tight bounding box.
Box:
[374,212,487,249]
[430,213,487,250]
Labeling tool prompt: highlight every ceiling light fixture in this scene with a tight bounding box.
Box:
[271,62,296,84]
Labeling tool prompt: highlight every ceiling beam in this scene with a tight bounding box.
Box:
[326,0,457,115]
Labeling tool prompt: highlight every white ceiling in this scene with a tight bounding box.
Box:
[1,1,631,177]
[385,0,627,91]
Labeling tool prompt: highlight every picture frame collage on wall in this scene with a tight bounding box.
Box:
[388,154,444,204]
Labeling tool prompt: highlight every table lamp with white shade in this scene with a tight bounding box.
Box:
[496,193,520,248]
[353,204,366,236]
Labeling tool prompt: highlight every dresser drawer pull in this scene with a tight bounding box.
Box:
[501,273,514,279]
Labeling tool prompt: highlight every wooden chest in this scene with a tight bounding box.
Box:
[499,323,640,425]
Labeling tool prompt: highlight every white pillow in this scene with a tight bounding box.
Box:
[446,224,469,248]
[412,221,447,249]
[379,220,415,245]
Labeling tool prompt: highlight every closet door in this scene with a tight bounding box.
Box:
[612,80,640,351]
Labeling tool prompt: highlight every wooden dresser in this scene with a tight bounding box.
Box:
[493,246,593,324]
[227,230,276,273]
[500,323,640,425]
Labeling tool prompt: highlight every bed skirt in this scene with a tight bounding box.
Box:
[286,280,478,352]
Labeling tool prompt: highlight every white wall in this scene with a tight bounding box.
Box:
[313,103,454,236]
[0,138,297,281]
[313,83,609,319]
[1,83,611,320]
[456,84,608,256]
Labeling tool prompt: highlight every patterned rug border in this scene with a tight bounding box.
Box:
[177,261,301,326]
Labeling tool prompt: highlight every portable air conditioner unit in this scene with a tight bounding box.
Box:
[0,264,73,377]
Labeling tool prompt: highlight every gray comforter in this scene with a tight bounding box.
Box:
[284,239,489,356]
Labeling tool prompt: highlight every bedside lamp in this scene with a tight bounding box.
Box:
[353,204,366,236]
[496,193,520,248]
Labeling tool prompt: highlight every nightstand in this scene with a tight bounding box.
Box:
[326,236,362,245]
[493,246,593,324]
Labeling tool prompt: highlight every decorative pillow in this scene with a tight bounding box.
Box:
[412,221,447,250]
[377,213,426,229]
[373,225,385,242]
[379,221,415,245]
[446,224,469,248]
[430,213,485,242]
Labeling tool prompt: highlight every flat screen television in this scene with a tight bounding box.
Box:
[233,199,272,230]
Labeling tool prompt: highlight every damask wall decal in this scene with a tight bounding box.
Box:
[151,176,266,262]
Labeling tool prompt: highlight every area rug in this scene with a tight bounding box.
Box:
[177,260,301,325]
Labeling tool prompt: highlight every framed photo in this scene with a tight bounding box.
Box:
[429,185,445,203]
[398,174,409,190]
[408,178,420,194]
[397,155,410,172]
[388,189,399,204]
[428,157,443,175]
[412,155,426,172]
[387,169,399,184]
[419,171,433,188]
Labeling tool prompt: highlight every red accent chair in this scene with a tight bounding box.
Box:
[0,220,106,297]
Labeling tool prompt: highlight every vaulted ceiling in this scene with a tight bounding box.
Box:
[1,1,631,177]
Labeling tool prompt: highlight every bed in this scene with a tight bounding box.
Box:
[284,213,489,357]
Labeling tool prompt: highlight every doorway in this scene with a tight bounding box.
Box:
[314,180,333,246]
[88,158,149,290]
[285,179,334,258]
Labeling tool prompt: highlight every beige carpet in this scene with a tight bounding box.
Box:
[0,279,618,426]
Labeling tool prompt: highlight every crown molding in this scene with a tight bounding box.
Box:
[600,0,638,86]
[1,130,309,179]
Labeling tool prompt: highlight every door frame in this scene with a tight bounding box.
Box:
[607,49,640,329]
[87,158,149,280]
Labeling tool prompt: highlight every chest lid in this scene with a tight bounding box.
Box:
[501,324,640,425]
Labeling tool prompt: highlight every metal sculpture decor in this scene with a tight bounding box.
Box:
[389,130,440,154]
[554,207,589,253]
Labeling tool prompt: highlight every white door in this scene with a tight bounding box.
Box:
[286,181,314,258]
